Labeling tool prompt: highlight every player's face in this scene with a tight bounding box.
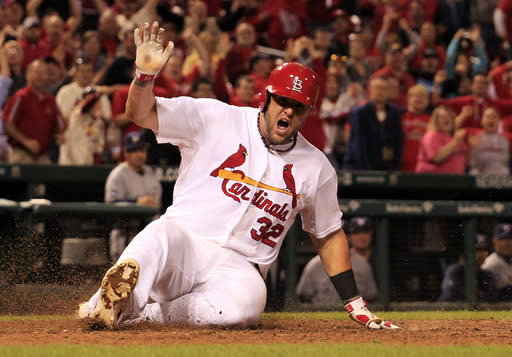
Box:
[260,94,311,146]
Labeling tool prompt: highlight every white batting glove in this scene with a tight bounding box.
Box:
[344,297,400,330]
[133,21,174,82]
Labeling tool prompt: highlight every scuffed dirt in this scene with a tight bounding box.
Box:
[1,318,512,345]
[1,283,512,346]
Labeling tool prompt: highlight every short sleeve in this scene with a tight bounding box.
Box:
[300,169,343,238]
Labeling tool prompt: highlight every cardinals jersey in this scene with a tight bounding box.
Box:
[155,96,342,278]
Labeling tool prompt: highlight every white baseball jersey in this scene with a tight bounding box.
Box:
[86,96,343,326]
[155,96,342,278]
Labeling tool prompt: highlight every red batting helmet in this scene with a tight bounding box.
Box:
[259,62,320,112]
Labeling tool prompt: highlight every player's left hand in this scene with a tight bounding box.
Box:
[344,297,400,330]
[134,21,174,79]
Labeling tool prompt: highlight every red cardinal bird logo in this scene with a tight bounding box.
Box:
[283,164,297,209]
[210,144,248,177]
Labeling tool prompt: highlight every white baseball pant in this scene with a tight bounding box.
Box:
[86,218,267,326]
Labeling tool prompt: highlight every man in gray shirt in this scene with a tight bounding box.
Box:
[296,217,378,305]
[105,131,162,261]
[481,223,512,300]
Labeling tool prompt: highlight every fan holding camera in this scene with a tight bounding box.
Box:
[432,27,489,100]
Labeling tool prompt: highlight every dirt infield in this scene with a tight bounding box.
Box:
[1,318,512,345]
[1,283,512,346]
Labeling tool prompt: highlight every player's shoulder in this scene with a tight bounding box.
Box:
[204,99,258,115]
[208,100,259,125]
[295,135,335,169]
[161,97,257,117]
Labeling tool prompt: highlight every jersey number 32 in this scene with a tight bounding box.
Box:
[250,216,284,248]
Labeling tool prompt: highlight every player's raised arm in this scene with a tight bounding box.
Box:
[126,21,174,132]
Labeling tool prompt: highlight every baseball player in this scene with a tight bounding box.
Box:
[78,21,400,330]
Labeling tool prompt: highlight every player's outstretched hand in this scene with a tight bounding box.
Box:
[344,297,400,330]
[134,21,174,81]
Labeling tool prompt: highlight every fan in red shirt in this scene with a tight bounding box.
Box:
[409,22,446,71]
[224,22,258,86]
[111,83,176,161]
[494,0,512,44]
[229,75,259,108]
[435,73,512,129]
[368,43,416,108]
[248,52,274,96]
[401,0,440,23]
[329,9,354,57]
[38,14,75,70]
[258,0,309,50]
[111,84,175,138]
[98,10,121,58]
[19,17,46,70]
[2,59,66,164]
[489,60,512,99]
[160,55,194,97]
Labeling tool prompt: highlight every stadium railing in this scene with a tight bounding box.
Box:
[2,164,512,306]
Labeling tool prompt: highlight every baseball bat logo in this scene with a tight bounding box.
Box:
[211,144,301,209]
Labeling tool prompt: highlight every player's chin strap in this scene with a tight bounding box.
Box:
[257,113,297,153]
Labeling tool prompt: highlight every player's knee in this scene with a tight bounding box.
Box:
[215,281,267,326]
[214,302,264,327]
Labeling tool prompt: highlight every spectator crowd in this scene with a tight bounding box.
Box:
[0,0,511,175]
[1,0,512,303]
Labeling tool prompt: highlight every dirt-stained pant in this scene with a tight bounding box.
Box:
[87,218,267,326]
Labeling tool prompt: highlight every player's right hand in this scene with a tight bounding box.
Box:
[344,296,400,330]
[134,21,174,79]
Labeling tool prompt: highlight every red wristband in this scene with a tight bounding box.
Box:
[135,67,157,82]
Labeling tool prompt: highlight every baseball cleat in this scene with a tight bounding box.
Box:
[77,301,90,319]
[91,258,140,329]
